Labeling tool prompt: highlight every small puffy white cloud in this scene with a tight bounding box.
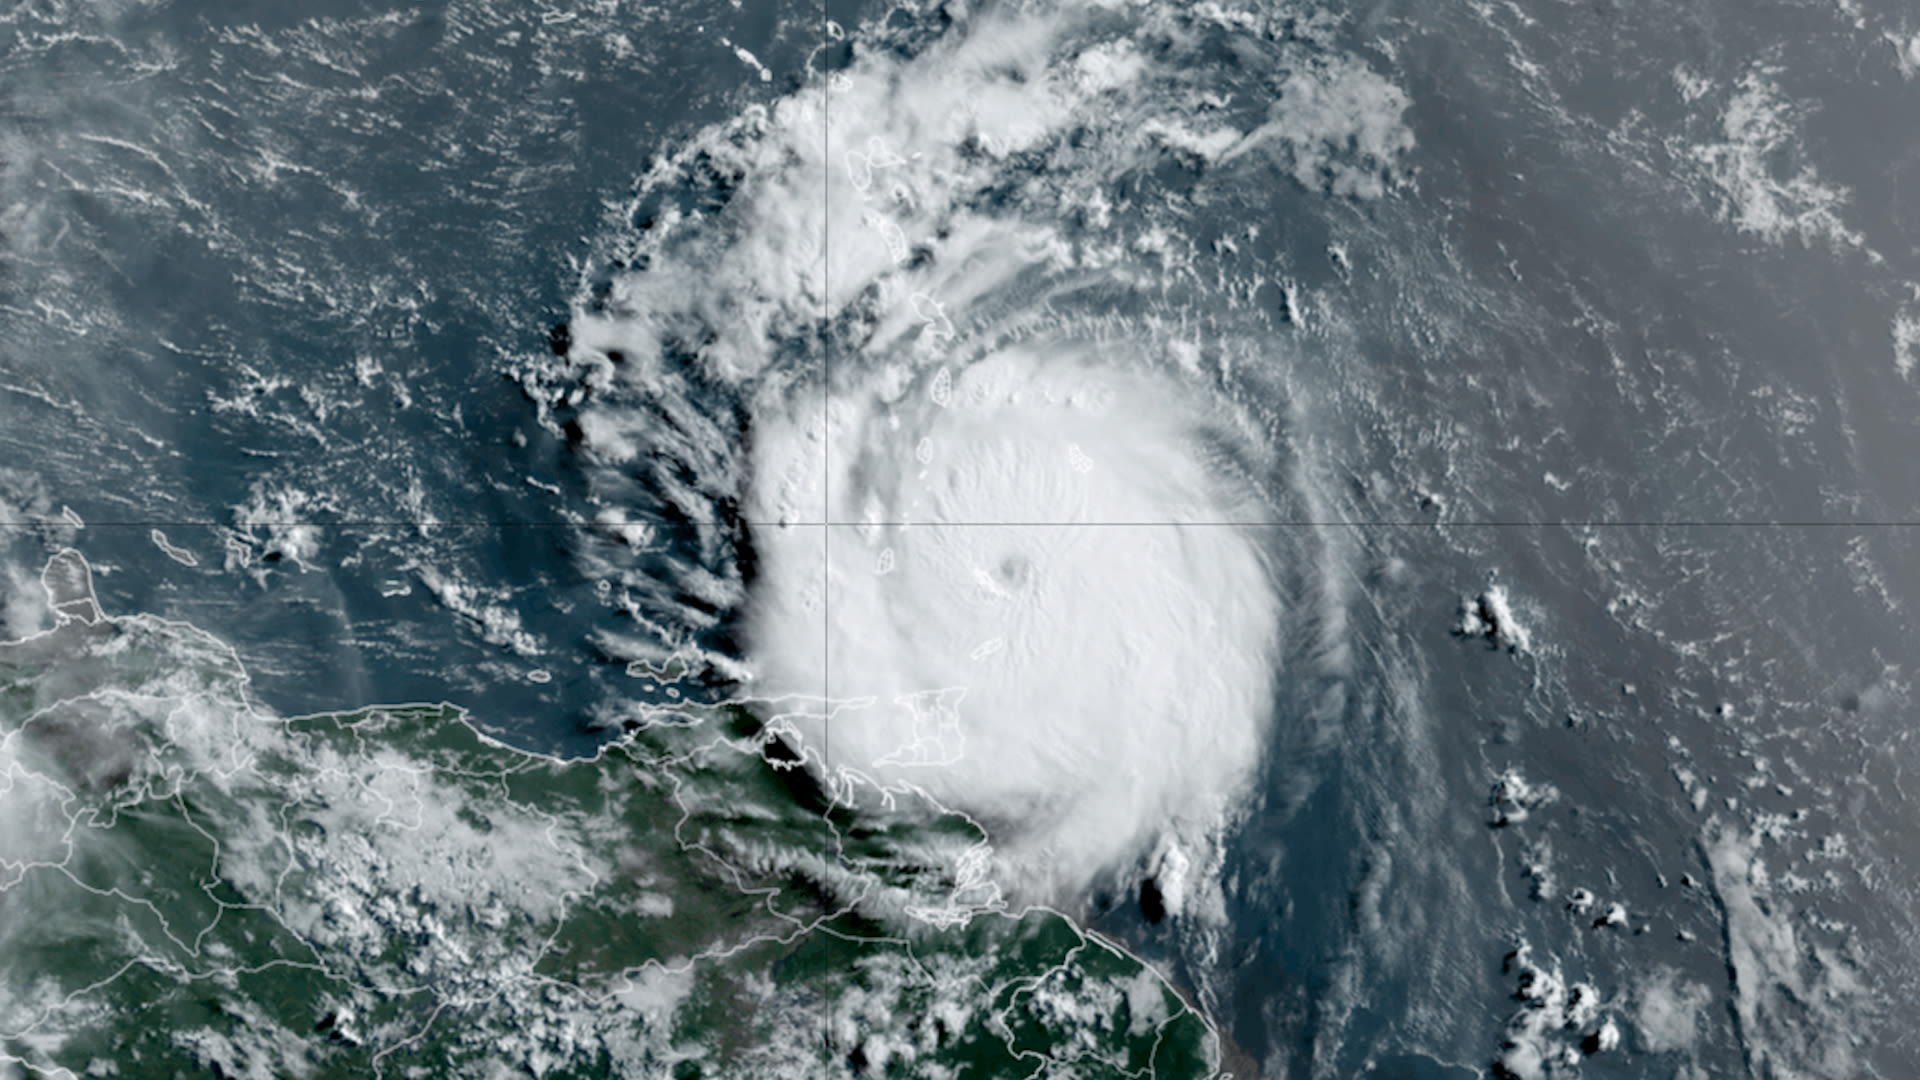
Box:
[228,480,335,572]
[1231,61,1415,198]
[1459,584,1532,653]
[414,565,543,657]
[1684,68,1863,251]
[0,558,52,641]
[1892,288,1919,379]
[1633,967,1710,1054]
[1491,768,1558,826]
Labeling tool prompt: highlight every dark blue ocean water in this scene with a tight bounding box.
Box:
[3,0,1917,1075]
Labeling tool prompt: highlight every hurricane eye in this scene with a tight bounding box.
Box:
[996,554,1032,588]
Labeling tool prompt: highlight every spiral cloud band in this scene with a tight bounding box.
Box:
[744,346,1283,908]
[535,0,1368,912]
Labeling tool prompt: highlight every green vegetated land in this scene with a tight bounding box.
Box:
[0,555,1217,1079]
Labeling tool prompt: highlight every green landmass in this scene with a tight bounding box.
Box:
[0,552,1219,1079]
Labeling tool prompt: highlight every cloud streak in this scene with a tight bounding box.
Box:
[523,0,1411,910]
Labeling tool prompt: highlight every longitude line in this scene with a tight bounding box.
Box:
[819,3,835,1062]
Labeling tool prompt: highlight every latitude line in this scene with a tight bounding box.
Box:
[12,520,1920,529]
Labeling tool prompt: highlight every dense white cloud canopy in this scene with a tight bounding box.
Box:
[538,0,1402,909]
[743,346,1283,904]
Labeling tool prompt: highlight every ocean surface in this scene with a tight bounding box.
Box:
[3,0,1918,1076]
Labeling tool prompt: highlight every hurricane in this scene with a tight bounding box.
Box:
[524,0,1378,915]
[8,0,1920,1072]
[743,347,1290,909]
